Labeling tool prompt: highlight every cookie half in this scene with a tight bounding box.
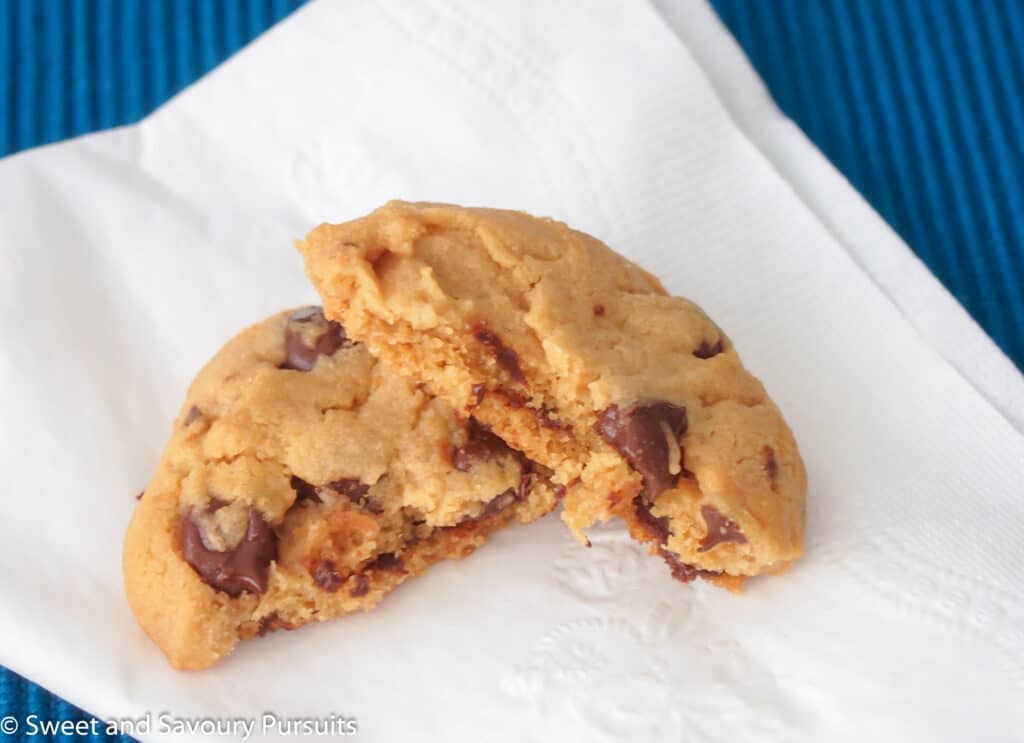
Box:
[300,202,806,589]
[123,307,558,669]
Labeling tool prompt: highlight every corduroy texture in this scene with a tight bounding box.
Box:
[0,0,1021,739]
[713,0,1024,370]
[0,0,307,154]
[0,4,309,740]
[0,671,131,742]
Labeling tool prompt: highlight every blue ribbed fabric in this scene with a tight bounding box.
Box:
[0,668,133,743]
[1,1,1022,740]
[713,0,1024,370]
[0,4,309,740]
[0,0,307,153]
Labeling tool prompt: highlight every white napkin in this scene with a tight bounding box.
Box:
[1,1,1022,741]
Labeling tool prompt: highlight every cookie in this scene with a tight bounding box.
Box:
[123,307,559,669]
[300,202,806,589]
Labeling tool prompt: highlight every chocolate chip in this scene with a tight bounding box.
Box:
[292,476,379,512]
[658,548,698,583]
[698,505,747,552]
[181,506,277,596]
[328,478,381,514]
[658,549,724,584]
[634,496,670,544]
[350,574,371,597]
[517,471,535,502]
[469,383,486,409]
[473,325,525,382]
[595,403,687,501]
[290,476,321,505]
[281,306,349,372]
[183,405,203,425]
[762,446,778,481]
[328,479,370,501]
[452,419,511,471]
[593,304,606,317]
[481,488,518,518]
[135,490,144,502]
[452,489,518,529]
[366,552,405,573]
[313,559,344,592]
[693,339,723,359]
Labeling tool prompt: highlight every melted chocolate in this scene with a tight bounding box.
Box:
[697,505,747,552]
[290,476,321,505]
[312,559,344,592]
[181,506,277,596]
[634,496,670,544]
[595,403,687,501]
[473,325,525,382]
[366,553,405,573]
[281,306,349,372]
[452,419,511,471]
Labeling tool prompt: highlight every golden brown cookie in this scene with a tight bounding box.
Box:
[300,202,806,589]
[123,307,558,669]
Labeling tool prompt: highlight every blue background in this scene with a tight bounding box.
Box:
[1,0,1021,740]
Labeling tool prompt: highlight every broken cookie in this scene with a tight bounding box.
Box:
[300,202,806,589]
[122,307,558,669]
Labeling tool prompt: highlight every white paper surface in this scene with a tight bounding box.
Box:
[2,1,1023,741]
[654,0,1024,434]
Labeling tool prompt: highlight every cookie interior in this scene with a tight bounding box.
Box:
[300,202,806,588]
[123,308,558,669]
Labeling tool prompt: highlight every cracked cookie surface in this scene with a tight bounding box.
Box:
[123,307,558,669]
[300,202,806,588]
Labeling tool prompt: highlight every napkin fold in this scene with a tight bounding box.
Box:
[1,0,1022,741]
